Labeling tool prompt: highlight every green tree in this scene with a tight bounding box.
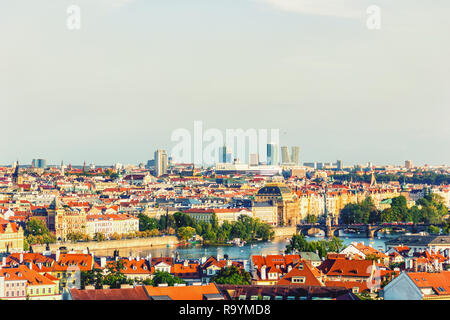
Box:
[138,213,158,231]
[151,271,185,286]
[25,218,56,245]
[285,234,343,259]
[305,214,318,224]
[25,219,49,236]
[104,260,127,288]
[210,265,251,285]
[177,226,196,241]
[93,232,106,241]
[81,268,105,289]
[427,225,441,235]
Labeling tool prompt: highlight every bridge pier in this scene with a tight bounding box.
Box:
[326,227,333,238]
[366,226,375,239]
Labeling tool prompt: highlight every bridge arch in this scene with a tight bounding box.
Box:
[298,225,327,237]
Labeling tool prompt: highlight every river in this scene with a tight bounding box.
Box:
[102,231,400,262]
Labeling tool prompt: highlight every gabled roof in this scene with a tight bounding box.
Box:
[319,258,376,278]
[53,253,93,272]
[277,261,324,286]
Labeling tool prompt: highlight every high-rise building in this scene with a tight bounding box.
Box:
[249,153,259,166]
[267,143,278,165]
[405,160,413,170]
[291,146,300,165]
[219,146,233,163]
[154,150,168,176]
[336,160,343,170]
[281,146,290,164]
[32,159,47,169]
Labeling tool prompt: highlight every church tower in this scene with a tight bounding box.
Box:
[12,162,20,185]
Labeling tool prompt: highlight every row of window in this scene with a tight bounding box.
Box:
[30,288,53,295]
[6,291,25,297]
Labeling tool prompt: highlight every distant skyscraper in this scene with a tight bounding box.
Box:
[32,159,47,169]
[291,146,300,165]
[336,160,343,170]
[281,146,290,164]
[219,146,233,163]
[249,153,259,166]
[267,143,278,165]
[405,160,413,169]
[154,149,168,176]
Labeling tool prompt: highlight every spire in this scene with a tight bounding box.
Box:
[370,172,377,187]
[49,197,63,210]
[12,161,19,184]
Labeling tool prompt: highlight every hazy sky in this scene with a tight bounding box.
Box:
[1,0,449,166]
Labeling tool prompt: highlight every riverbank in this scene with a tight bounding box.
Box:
[31,236,180,255]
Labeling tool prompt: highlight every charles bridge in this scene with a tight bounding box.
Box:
[297,223,437,238]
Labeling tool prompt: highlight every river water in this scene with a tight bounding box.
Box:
[107,232,399,262]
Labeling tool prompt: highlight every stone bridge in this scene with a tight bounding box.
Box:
[297,223,435,238]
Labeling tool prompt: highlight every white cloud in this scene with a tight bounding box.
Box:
[259,0,364,18]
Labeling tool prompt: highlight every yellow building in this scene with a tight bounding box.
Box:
[47,198,87,241]
[255,183,300,226]
[0,219,24,253]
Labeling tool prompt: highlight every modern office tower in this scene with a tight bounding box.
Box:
[154,149,168,176]
[291,146,300,165]
[281,146,290,164]
[219,146,233,163]
[336,160,343,170]
[32,159,47,169]
[249,153,259,166]
[405,160,413,170]
[267,143,278,165]
[146,159,155,169]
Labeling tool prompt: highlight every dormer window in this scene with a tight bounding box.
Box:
[292,276,306,284]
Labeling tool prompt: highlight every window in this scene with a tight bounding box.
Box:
[292,277,306,284]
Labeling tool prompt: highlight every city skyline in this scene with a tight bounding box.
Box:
[1,0,449,166]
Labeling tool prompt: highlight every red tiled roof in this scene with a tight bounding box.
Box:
[70,286,149,300]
